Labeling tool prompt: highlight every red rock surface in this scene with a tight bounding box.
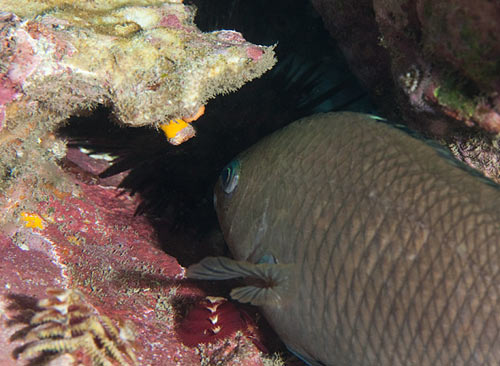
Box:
[0,151,265,365]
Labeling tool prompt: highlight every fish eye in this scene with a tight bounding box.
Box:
[220,159,240,194]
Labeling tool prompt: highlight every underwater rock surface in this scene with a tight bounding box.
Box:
[0,0,275,209]
[0,1,276,364]
[311,0,500,135]
[0,149,267,365]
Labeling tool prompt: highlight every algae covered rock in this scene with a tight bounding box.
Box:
[311,0,500,183]
[0,0,275,126]
[311,0,500,134]
[0,0,275,212]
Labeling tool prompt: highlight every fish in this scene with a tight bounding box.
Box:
[187,111,500,366]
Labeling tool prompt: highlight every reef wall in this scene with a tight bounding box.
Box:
[311,0,500,134]
[310,0,500,182]
[0,1,277,365]
[0,0,275,212]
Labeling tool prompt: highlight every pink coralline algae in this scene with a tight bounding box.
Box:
[246,47,265,61]
[159,14,183,28]
[0,152,268,365]
[0,78,20,128]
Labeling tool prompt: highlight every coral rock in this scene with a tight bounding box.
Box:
[311,0,500,183]
[311,0,500,134]
[0,151,267,365]
[0,0,275,201]
[0,0,275,127]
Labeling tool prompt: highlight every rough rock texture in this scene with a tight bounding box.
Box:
[310,0,500,133]
[0,0,275,206]
[310,0,500,182]
[0,2,276,361]
[0,148,267,366]
[0,0,275,127]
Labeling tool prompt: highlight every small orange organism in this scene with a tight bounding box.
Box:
[20,211,45,230]
[160,105,205,145]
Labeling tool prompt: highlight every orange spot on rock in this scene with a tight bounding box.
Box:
[20,211,45,230]
[160,119,196,145]
[160,119,189,139]
[44,183,71,200]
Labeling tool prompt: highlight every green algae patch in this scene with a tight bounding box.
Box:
[433,75,477,119]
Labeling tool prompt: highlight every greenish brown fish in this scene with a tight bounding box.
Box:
[187,112,500,366]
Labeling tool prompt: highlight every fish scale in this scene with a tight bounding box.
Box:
[188,112,500,365]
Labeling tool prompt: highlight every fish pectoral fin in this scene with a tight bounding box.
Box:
[186,256,296,307]
[230,283,284,307]
[187,256,260,280]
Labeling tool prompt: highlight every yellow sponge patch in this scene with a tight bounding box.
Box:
[20,212,45,230]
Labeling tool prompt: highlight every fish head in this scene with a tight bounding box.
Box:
[214,152,275,263]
